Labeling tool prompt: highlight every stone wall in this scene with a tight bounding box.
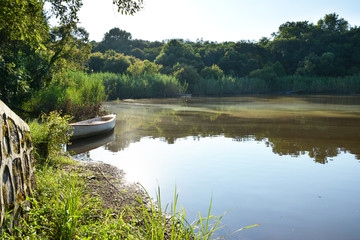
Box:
[0,100,35,230]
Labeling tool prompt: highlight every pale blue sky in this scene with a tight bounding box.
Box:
[78,0,360,42]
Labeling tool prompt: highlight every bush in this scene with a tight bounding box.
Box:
[102,50,131,74]
[200,65,224,80]
[88,52,105,72]
[24,71,106,119]
[29,111,72,162]
[127,59,162,75]
[23,84,66,114]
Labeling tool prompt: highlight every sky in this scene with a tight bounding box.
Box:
[77,0,360,43]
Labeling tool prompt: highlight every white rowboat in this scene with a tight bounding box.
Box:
[69,114,116,140]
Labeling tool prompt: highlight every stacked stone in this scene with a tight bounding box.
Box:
[0,101,35,230]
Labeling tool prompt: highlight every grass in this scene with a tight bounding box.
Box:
[129,185,225,240]
[2,163,133,239]
[1,158,231,240]
[100,72,186,99]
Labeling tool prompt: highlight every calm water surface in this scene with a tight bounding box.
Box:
[72,96,360,240]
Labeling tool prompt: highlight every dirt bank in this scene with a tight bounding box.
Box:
[62,161,148,212]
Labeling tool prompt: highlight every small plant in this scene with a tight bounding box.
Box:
[29,111,72,163]
[61,101,106,122]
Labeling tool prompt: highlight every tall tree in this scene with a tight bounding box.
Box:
[0,0,143,104]
[155,39,202,72]
[0,0,49,103]
[98,28,132,53]
[275,21,315,39]
[317,13,349,33]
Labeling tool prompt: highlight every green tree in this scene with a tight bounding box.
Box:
[130,48,146,59]
[0,0,143,105]
[275,21,315,39]
[296,52,318,76]
[249,64,282,91]
[173,63,200,92]
[0,0,48,48]
[296,52,337,76]
[98,27,132,53]
[88,52,105,72]
[200,65,224,80]
[0,0,49,104]
[202,43,226,67]
[48,25,92,73]
[102,50,131,73]
[155,39,202,71]
[266,37,304,75]
[127,59,162,75]
[218,49,249,76]
[317,13,349,33]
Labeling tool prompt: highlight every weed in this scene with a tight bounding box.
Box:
[128,185,225,240]
[28,111,72,163]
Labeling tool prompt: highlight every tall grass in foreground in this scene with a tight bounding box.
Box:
[2,165,135,240]
[130,185,225,240]
[2,162,256,239]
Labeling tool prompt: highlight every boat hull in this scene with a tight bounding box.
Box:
[68,114,116,140]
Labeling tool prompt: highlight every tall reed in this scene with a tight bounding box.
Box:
[129,185,225,240]
[99,72,185,99]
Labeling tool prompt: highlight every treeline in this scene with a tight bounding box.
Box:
[2,5,360,118]
[87,13,360,95]
[25,71,360,119]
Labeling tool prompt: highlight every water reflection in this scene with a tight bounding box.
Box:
[103,96,360,164]
[68,130,115,154]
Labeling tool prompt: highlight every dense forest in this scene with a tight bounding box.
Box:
[1,0,359,118]
[87,13,360,96]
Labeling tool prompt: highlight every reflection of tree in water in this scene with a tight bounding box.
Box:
[264,118,360,163]
[104,105,360,163]
[268,139,350,164]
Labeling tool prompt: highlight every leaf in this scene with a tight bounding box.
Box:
[233,224,260,233]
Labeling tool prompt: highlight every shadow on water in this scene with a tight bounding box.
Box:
[68,129,115,155]
[103,96,360,164]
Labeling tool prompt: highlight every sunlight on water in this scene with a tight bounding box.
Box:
[72,96,360,240]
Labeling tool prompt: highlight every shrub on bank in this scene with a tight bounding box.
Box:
[23,72,106,119]
[28,111,72,162]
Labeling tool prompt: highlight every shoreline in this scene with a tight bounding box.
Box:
[62,160,149,212]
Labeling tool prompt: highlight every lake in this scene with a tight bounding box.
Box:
[71,95,360,240]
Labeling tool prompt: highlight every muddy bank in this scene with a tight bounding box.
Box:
[62,161,148,212]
